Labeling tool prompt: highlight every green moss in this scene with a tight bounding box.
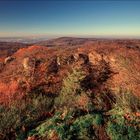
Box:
[106,114,140,140]
[28,111,104,140]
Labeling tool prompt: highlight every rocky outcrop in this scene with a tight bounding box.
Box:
[4,56,14,64]
[23,57,35,70]
[47,56,60,74]
[66,53,89,65]
[79,53,89,64]
[88,52,103,65]
[23,57,30,70]
[22,57,36,76]
[66,54,79,64]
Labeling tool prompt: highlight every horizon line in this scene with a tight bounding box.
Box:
[1,34,140,40]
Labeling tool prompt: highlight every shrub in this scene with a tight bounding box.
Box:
[108,88,140,116]
[55,68,93,112]
[0,93,54,140]
[117,55,133,69]
[106,88,140,140]
[0,104,21,139]
[0,81,21,105]
[28,111,103,140]
[73,90,94,113]
[92,90,114,112]
[106,118,140,140]
[106,103,140,140]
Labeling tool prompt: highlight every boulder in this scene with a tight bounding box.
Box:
[48,56,60,73]
[78,53,89,64]
[22,57,36,76]
[56,56,61,66]
[22,57,35,70]
[23,57,30,70]
[4,56,14,64]
[66,54,79,64]
[88,52,102,65]
[73,53,79,61]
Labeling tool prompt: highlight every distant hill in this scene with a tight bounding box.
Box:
[35,37,140,50]
[35,37,98,47]
[0,42,29,58]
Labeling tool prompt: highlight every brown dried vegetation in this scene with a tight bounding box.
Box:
[0,38,140,140]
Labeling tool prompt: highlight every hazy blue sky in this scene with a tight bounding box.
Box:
[0,0,140,38]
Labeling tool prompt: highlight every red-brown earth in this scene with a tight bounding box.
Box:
[0,38,140,104]
[0,37,140,140]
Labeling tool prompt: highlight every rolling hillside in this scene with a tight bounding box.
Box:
[0,38,139,140]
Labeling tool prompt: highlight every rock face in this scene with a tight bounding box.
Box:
[88,52,103,65]
[66,54,79,64]
[23,57,35,70]
[79,53,89,64]
[23,57,30,70]
[67,53,89,65]
[48,56,60,73]
[4,56,14,64]
[22,57,35,76]
[56,56,61,66]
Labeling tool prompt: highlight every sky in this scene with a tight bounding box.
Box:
[0,0,140,38]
